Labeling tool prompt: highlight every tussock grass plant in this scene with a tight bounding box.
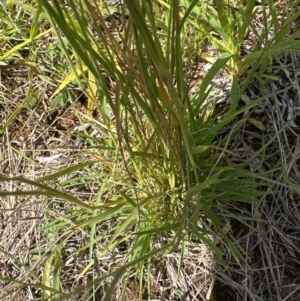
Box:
[2,0,300,300]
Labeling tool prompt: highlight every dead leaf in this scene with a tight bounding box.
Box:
[247,118,265,131]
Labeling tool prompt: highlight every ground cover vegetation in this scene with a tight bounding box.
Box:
[0,0,300,300]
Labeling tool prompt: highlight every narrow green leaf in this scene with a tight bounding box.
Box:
[195,53,232,115]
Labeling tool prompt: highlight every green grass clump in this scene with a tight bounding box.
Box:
[2,0,300,300]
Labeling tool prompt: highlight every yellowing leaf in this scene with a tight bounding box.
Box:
[247,118,265,131]
[199,52,216,64]
[87,70,97,117]
[50,65,88,100]
[192,145,210,154]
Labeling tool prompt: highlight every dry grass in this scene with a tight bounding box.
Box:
[0,37,216,300]
[2,1,300,301]
[0,60,216,300]
[205,2,300,299]
[211,48,300,300]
